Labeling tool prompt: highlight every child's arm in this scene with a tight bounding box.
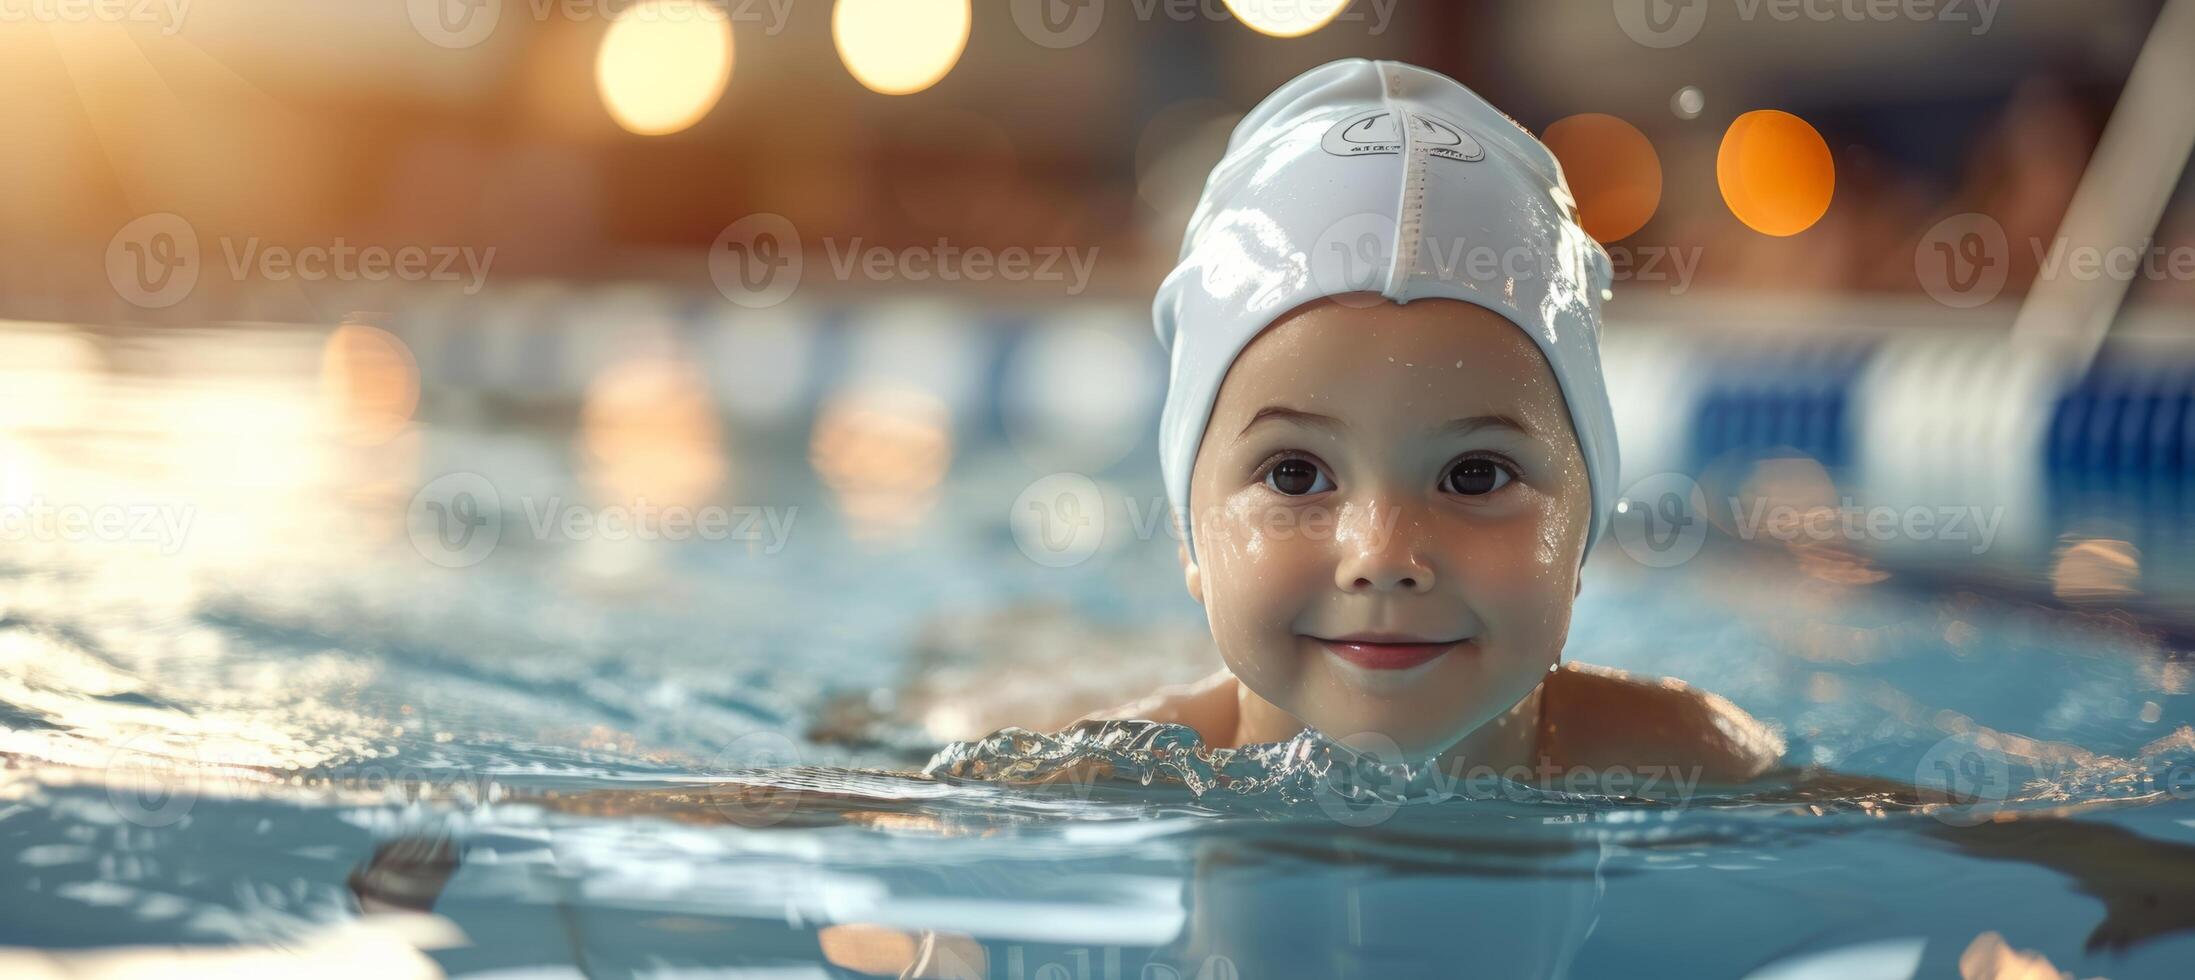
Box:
[1073,668,1241,748]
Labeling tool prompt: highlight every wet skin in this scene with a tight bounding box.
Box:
[1124,294,1778,783]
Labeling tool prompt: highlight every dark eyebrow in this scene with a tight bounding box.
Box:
[1237,406,1347,440]
[1236,408,1534,441]
[1434,414,1534,438]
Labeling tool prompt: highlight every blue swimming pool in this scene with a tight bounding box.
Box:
[3,323,2193,978]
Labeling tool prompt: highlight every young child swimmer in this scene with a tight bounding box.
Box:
[1080,59,1784,787]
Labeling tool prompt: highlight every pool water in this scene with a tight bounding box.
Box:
[2,324,2194,978]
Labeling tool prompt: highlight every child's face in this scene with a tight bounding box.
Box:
[1183,296,1592,757]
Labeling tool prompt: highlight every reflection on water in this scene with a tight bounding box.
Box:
[301,765,2195,977]
[320,320,420,447]
[2054,536,2144,603]
[810,386,953,541]
[3,323,2195,977]
[579,357,726,510]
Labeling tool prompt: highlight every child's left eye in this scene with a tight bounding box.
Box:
[1443,458,1513,496]
[1264,457,1335,496]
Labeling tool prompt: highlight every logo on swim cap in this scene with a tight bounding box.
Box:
[1321,108,1484,163]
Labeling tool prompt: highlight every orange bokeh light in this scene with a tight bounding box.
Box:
[1542,113,1662,243]
[1717,109,1835,237]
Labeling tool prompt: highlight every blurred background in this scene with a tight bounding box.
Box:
[5,1,2195,975]
[6,0,2191,310]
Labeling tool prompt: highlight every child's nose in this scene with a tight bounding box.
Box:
[1334,505,1434,593]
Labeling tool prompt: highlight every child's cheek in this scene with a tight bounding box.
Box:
[1513,494,1587,643]
[1454,500,1582,639]
[1196,492,1317,686]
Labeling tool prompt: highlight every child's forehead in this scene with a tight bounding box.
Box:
[1215,297,1567,420]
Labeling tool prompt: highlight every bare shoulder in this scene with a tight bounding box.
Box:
[1075,668,1241,747]
[1542,661,1786,785]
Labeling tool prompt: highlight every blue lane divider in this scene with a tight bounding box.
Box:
[383,288,2195,527]
[2046,349,2195,520]
[1687,344,1875,475]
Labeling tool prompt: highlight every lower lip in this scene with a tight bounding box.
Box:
[1315,638,1463,671]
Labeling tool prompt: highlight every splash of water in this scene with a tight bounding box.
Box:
[925,719,2195,820]
[922,719,1597,808]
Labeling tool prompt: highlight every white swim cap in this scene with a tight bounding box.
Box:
[1152,58,1621,565]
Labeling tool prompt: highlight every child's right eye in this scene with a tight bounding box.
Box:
[1264,457,1334,496]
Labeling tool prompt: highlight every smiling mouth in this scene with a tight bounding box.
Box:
[1307,634,1470,671]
